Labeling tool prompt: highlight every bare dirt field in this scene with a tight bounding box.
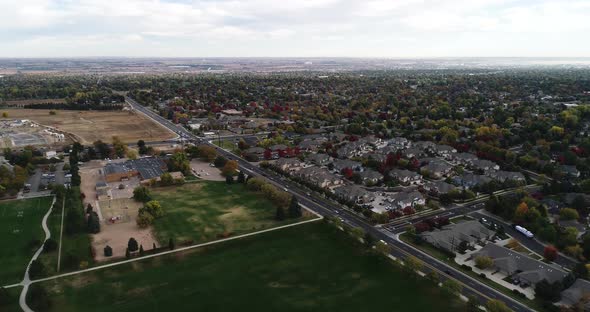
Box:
[190,159,225,181]
[92,220,157,261]
[0,109,176,144]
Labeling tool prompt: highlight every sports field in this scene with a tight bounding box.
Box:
[35,222,464,312]
[0,197,53,285]
[150,181,306,244]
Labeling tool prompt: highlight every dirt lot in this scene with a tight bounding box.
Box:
[190,160,225,181]
[0,109,176,144]
[92,219,157,261]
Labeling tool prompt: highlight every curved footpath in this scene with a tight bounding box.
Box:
[19,196,56,312]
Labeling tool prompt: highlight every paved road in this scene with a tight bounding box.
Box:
[471,211,578,270]
[126,96,534,312]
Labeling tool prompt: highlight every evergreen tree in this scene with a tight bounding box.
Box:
[104,245,113,257]
[87,212,100,233]
[139,245,145,256]
[275,206,285,221]
[237,172,246,183]
[153,243,157,250]
[125,248,131,259]
[288,196,302,218]
[127,238,139,252]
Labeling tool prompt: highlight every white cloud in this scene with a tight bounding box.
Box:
[0,0,589,57]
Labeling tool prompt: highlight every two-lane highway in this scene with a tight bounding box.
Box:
[126,96,534,312]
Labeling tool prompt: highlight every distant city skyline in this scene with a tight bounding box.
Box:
[0,0,589,58]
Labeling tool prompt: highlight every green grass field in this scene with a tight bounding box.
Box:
[0,197,53,285]
[150,181,303,244]
[0,286,22,311]
[36,222,464,312]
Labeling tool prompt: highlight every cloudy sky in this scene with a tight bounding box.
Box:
[0,0,589,57]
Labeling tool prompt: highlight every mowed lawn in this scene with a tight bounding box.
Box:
[36,222,464,312]
[0,196,53,284]
[150,181,300,244]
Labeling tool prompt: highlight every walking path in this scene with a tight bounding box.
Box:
[18,196,56,312]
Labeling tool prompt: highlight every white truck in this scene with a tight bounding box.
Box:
[515,225,534,238]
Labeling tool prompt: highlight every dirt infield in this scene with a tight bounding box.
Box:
[0,109,176,144]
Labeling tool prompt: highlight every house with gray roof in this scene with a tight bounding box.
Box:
[486,170,526,184]
[452,152,478,166]
[470,159,500,172]
[306,153,332,166]
[333,184,376,205]
[386,191,425,209]
[421,220,495,253]
[275,158,303,173]
[560,279,590,308]
[473,243,568,287]
[387,137,411,150]
[421,161,454,179]
[423,181,458,195]
[432,144,457,159]
[333,159,364,173]
[358,169,383,185]
[402,147,423,159]
[298,140,322,152]
[451,173,492,189]
[390,169,422,185]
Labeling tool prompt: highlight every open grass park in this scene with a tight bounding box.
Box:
[150,181,306,244]
[33,222,464,312]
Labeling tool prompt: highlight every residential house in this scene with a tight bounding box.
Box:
[452,152,478,166]
[243,147,265,161]
[402,148,422,159]
[451,173,492,189]
[470,159,500,172]
[432,144,457,159]
[420,221,495,253]
[358,169,383,185]
[333,185,376,205]
[473,243,568,288]
[306,153,332,166]
[560,279,590,308]
[486,170,526,184]
[390,169,422,185]
[298,140,322,152]
[386,191,425,209]
[387,137,411,150]
[423,181,458,195]
[333,159,364,173]
[295,167,343,189]
[275,158,303,173]
[421,161,454,179]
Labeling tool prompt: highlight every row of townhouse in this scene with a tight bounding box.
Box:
[293,167,344,189]
[333,184,376,206]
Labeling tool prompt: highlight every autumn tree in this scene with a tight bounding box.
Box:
[544,245,558,261]
[221,160,238,177]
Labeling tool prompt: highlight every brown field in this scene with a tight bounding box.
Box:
[0,109,176,144]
